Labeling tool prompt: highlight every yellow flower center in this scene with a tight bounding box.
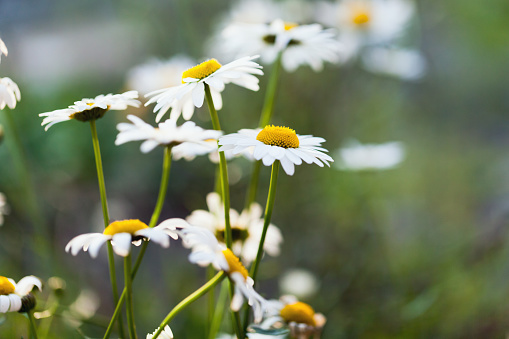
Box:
[222,249,249,279]
[256,125,300,148]
[280,301,316,326]
[103,219,148,236]
[352,12,370,25]
[0,276,15,295]
[349,3,371,26]
[284,22,298,31]
[182,59,222,82]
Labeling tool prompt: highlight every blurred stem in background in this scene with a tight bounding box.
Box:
[103,146,173,339]
[245,54,282,209]
[1,109,52,270]
[27,310,39,339]
[89,120,125,339]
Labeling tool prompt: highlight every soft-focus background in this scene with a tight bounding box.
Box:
[1,0,509,338]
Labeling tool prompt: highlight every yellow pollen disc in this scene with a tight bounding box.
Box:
[280,301,316,326]
[352,12,370,25]
[182,59,222,82]
[0,276,15,295]
[222,249,249,279]
[103,219,148,236]
[256,125,300,148]
[284,22,298,31]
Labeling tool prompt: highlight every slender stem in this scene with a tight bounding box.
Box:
[151,272,225,339]
[208,279,229,339]
[245,55,282,209]
[27,311,39,339]
[249,161,280,282]
[124,254,137,339]
[204,84,232,249]
[149,146,172,227]
[104,147,173,339]
[89,120,125,338]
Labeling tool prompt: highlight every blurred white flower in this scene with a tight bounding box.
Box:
[0,275,41,313]
[126,55,195,96]
[216,19,341,72]
[0,38,8,62]
[187,192,283,265]
[39,91,140,130]
[361,47,427,80]
[145,56,263,122]
[115,115,222,154]
[147,325,174,339]
[0,193,9,226]
[316,0,415,61]
[0,77,21,110]
[279,269,320,300]
[335,140,405,171]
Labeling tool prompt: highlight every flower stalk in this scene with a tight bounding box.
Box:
[124,254,137,339]
[27,310,39,339]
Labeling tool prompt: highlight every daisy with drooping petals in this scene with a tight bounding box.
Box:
[115,114,222,154]
[218,19,341,72]
[0,77,21,110]
[145,56,263,122]
[179,226,267,323]
[147,325,174,339]
[0,275,41,313]
[65,218,190,258]
[262,295,327,339]
[39,91,140,130]
[219,125,333,176]
[187,192,282,264]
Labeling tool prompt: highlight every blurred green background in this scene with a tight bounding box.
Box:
[1,0,509,338]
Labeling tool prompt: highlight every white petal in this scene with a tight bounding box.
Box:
[136,228,170,248]
[111,233,133,257]
[0,295,10,313]
[192,82,205,108]
[280,157,295,176]
[8,294,21,312]
[15,276,42,295]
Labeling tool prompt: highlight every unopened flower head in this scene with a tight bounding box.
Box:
[187,192,282,264]
[147,325,174,339]
[145,56,263,122]
[219,125,333,176]
[115,115,222,154]
[335,140,405,171]
[39,91,141,130]
[0,77,21,110]
[218,19,341,72]
[179,226,267,322]
[65,218,190,258]
[0,275,41,313]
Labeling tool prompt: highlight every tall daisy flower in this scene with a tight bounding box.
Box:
[65,218,189,258]
[0,77,21,110]
[218,19,342,72]
[39,91,140,130]
[0,193,9,226]
[262,295,327,339]
[115,114,222,154]
[0,275,41,313]
[179,226,267,323]
[187,192,282,264]
[219,125,333,176]
[145,56,263,122]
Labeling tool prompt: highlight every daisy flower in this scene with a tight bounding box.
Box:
[0,275,42,313]
[335,140,405,171]
[179,226,267,323]
[218,19,341,72]
[262,295,327,339]
[115,114,222,154]
[39,91,141,131]
[65,218,190,258]
[147,325,174,339]
[187,192,282,265]
[361,47,426,80]
[219,125,333,176]
[0,192,9,226]
[0,38,7,62]
[316,0,415,61]
[0,77,21,110]
[145,56,263,122]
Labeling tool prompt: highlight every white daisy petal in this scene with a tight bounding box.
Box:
[111,233,133,257]
[0,295,9,313]
[7,295,21,312]
[14,276,42,296]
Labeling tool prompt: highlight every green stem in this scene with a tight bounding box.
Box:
[204,84,232,249]
[104,147,173,339]
[27,311,39,339]
[208,279,229,339]
[245,55,282,209]
[151,272,225,338]
[249,160,280,282]
[124,254,137,339]
[89,120,125,338]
